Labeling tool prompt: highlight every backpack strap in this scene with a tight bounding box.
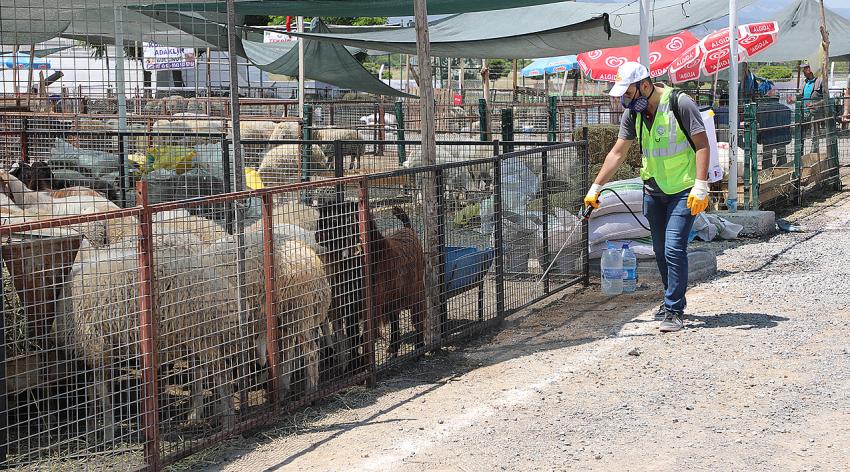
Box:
[670,89,697,151]
[631,109,641,152]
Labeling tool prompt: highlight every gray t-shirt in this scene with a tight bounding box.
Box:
[618,90,706,195]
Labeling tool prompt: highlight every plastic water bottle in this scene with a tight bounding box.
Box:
[600,242,623,295]
[621,243,637,293]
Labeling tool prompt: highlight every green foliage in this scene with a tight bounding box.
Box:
[267,16,387,26]
[487,59,512,80]
[362,61,393,79]
[757,65,793,81]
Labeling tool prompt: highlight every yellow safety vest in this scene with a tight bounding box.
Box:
[637,87,696,195]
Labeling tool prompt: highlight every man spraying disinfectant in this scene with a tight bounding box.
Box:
[584,62,711,333]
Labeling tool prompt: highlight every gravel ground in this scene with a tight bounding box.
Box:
[168,178,850,472]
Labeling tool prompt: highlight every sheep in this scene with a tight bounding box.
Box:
[153,209,229,245]
[312,128,365,170]
[240,121,279,167]
[258,144,329,188]
[315,201,426,358]
[54,234,242,441]
[269,121,302,141]
[208,229,333,395]
[402,145,494,201]
[0,170,133,247]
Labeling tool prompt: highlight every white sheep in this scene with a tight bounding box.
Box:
[1,170,131,246]
[258,144,329,188]
[152,209,229,245]
[312,128,365,170]
[208,230,333,396]
[239,120,279,168]
[403,145,494,199]
[55,234,242,442]
[269,121,302,141]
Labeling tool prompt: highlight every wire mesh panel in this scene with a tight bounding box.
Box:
[1,208,147,470]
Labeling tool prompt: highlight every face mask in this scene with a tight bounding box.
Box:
[622,81,653,113]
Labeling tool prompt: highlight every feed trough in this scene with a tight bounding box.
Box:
[444,246,494,322]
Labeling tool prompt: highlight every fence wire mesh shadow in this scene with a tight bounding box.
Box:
[1,140,589,470]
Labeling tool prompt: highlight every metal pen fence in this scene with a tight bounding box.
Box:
[1,139,588,470]
[735,95,843,210]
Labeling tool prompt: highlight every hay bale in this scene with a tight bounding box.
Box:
[574,124,642,168]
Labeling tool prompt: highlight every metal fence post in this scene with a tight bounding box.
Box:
[435,168,449,334]
[117,130,127,208]
[20,117,28,163]
[501,108,514,153]
[745,103,759,210]
[0,251,6,465]
[356,179,377,386]
[492,139,505,318]
[135,181,161,470]
[581,127,590,286]
[547,95,558,142]
[794,97,804,205]
[260,193,282,407]
[826,97,841,190]
[478,98,488,142]
[541,149,550,294]
[221,139,235,234]
[395,101,407,165]
[301,104,313,183]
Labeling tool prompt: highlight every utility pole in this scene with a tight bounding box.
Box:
[413,0,441,348]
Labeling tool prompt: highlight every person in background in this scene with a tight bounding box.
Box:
[584,62,710,333]
[787,63,825,153]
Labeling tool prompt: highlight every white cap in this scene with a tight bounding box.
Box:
[608,62,650,97]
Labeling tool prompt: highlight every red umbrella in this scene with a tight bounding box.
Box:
[576,31,699,81]
[668,22,779,83]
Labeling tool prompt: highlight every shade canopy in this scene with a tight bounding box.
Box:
[521,56,578,78]
[284,0,756,59]
[753,0,850,64]
[242,21,413,98]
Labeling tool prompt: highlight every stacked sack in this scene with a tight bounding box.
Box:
[587,178,655,260]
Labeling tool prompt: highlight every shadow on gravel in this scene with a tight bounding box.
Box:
[685,312,789,330]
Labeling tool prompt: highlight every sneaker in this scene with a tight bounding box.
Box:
[653,304,666,320]
[659,311,684,333]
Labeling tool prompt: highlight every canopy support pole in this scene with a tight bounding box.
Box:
[726,0,739,212]
[113,7,130,206]
[639,0,650,68]
[298,16,305,117]
[414,0,441,349]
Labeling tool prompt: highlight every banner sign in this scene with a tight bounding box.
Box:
[143,43,196,71]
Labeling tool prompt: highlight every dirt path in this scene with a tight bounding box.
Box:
[175,190,850,472]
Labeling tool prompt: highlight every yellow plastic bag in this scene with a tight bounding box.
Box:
[146,146,196,174]
[245,168,264,190]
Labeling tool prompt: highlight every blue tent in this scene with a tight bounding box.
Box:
[521,55,578,78]
[0,53,51,70]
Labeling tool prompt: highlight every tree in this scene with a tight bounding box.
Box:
[267,16,387,27]
[486,59,512,80]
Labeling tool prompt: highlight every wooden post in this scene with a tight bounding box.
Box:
[414,0,441,348]
[819,0,830,87]
[512,59,518,92]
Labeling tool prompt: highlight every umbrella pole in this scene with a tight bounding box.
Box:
[712,72,720,107]
[727,0,739,212]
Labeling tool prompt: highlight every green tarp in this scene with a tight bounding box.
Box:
[288,0,756,59]
[139,0,582,17]
[242,21,413,98]
[754,0,850,64]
